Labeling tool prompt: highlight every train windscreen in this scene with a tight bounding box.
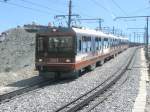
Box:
[48,36,73,52]
[37,37,43,52]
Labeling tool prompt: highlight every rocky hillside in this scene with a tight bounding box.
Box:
[0,28,36,72]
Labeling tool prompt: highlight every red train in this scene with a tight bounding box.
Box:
[35,27,129,78]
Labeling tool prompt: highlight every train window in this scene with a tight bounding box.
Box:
[95,37,99,50]
[108,38,110,47]
[110,39,113,47]
[104,38,108,48]
[37,37,43,52]
[82,36,86,53]
[87,40,91,52]
[79,39,82,51]
[82,36,91,53]
[98,38,102,50]
[104,38,108,41]
[48,36,73,52]
[88,37,91,52]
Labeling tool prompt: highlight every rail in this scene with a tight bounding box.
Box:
[0,79,55,104]
[55,48,137,112]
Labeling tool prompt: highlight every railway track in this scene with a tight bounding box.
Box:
[0,79,56,104]
[84,50,137,112]
[55,48,137,112]
[0,48,138,109]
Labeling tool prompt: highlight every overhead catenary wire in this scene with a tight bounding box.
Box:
[73,1,94,18]
[0,0,54,15]
[73,7,92,18]
[89,0,117,18]
[45,0,67,6]
[92,0,110,13]
[129,6,150,15]
[21,0,65,14]
[111,0,128,16]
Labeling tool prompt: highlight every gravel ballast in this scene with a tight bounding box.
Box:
[91,48,148,112]
[0,47,137,112]
[146,81,150,112]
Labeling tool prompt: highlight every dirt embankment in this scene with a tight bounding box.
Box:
[0,28,35,72]
[0,28,38,86]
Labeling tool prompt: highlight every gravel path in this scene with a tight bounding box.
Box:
[0,47,136,112]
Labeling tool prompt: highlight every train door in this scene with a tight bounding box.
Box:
[36,35,47,58]
[75,35,82,62]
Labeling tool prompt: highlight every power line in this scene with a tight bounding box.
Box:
[111,0,128,16]
[78,18,104,30]
[89,0,117,18]
[55,0,79,28]
[92,0,110,13]
[129,7,150,15]
[21,0,65,14]
[73,0,96,18]
[115,15,149,58]
[45,0,67,6]
[0,0,54,14]
[73,5,92,18]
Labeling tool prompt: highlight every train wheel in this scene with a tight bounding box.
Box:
[86,64,96,71]
[39,71,54,79]
[96,61,101,66]
[72,70,81,79]
[39,71,47,78]
[54,72,61,80]
[96,60,104,66]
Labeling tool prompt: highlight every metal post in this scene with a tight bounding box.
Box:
[112,26,115,34]
[68,0,72,28]
[55,0,79,28]
[134,32,136,43]
[146,17,149,57]
[78,18,104,30]
[144,27,146,45]
[137,34,138,43]
[129,33,131,42]
[99,19,102,30]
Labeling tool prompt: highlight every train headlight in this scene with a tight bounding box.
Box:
[52,28,57,32]
[66,59,71,63]
[39,59,43,62]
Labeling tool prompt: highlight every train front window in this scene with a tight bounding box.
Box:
[37,37,43,52]
[48,36,73,52]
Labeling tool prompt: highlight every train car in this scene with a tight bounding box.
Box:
[35,27,129,78]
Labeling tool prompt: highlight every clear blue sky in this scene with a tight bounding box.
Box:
[0,0,149,42]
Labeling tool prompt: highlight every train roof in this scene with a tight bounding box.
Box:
[36,27,128,41]
[72,27,108,38]
[72,27,128,40]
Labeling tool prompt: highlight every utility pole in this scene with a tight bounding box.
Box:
[78,18,104,30]
[133,32,136,43]
[112,26,115,34]
[115,16,150,58]
[127,28,145,43]
[146,17,149,57]
[129,33,131,42]
[68,0,72,28]
[98,19,103,30]
[144,27,147,45]
[55,0,79,28]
